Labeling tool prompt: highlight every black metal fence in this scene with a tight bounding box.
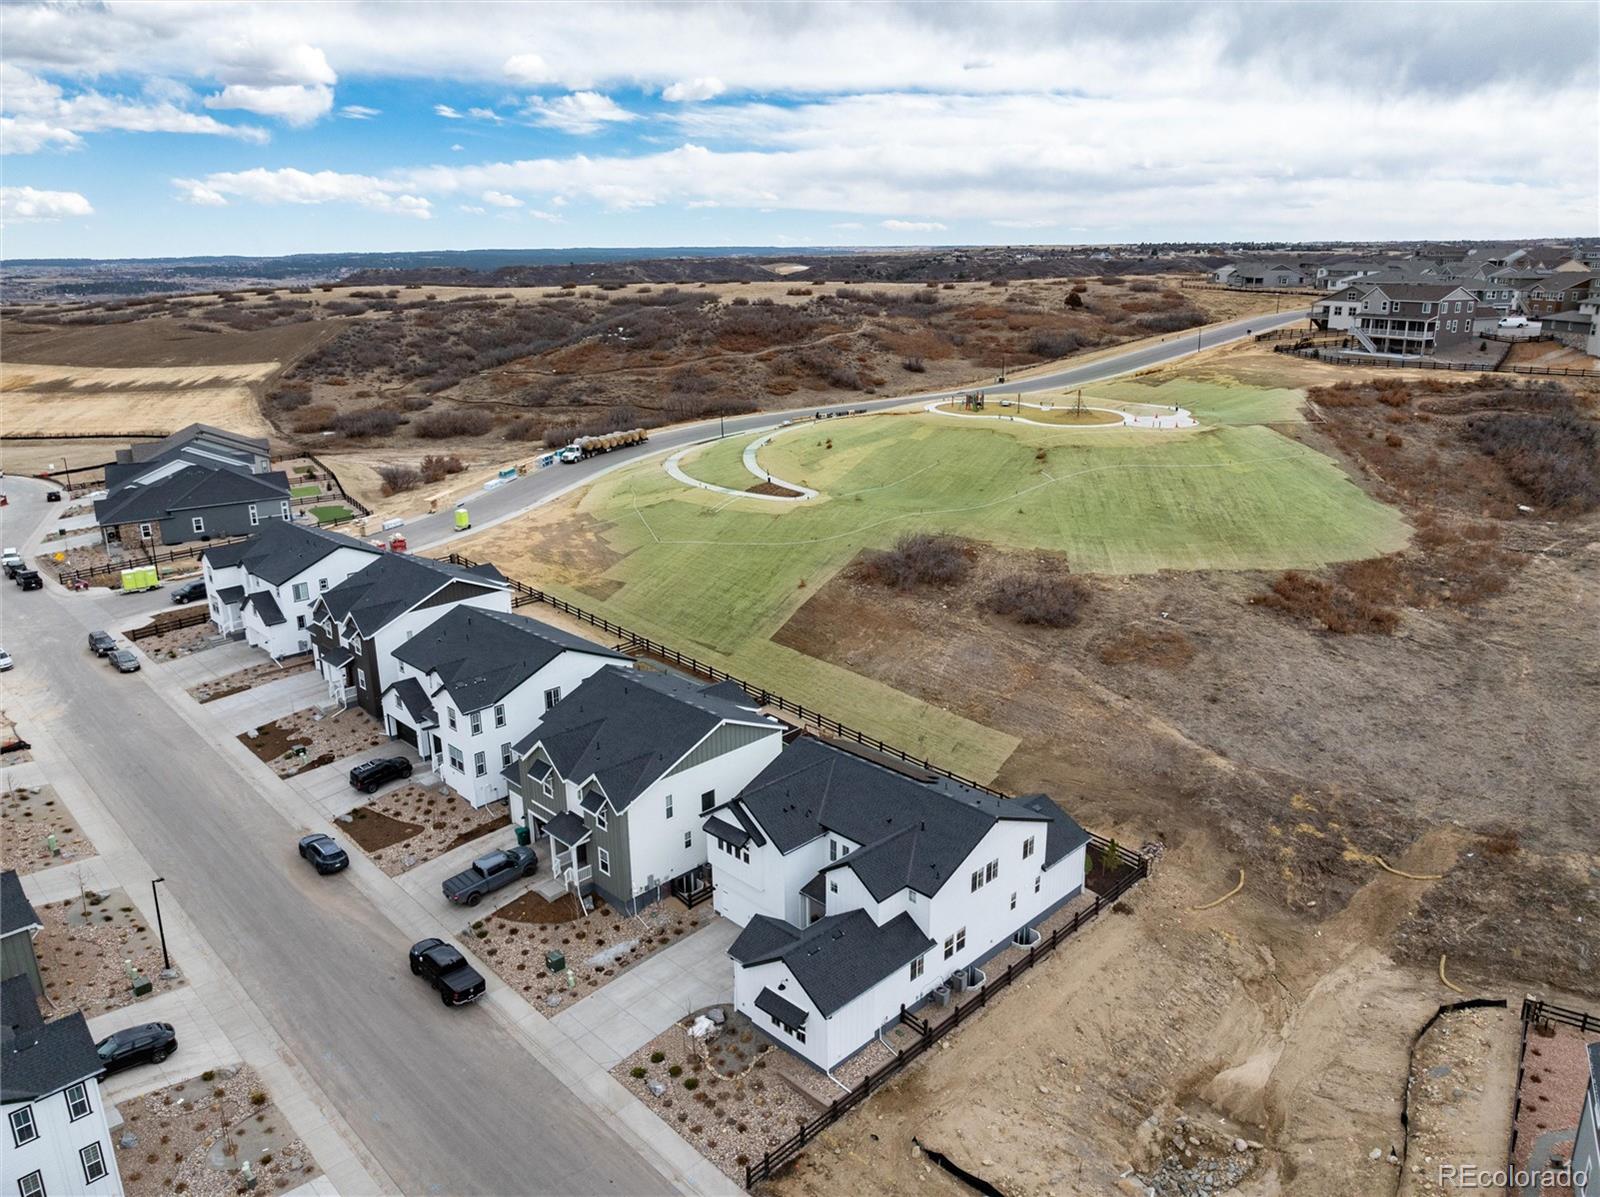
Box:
[744,858,1147,1188]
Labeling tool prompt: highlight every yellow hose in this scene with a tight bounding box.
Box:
[1378,856,1444,881]
[1439,954,1465,994]
[1190,868,1244,911]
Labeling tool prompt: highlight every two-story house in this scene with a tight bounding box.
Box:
[1525,273,1597,318]
[385,607,631,807]
[201,521,384,658]
[504,667,784,913]
[308,553,511,717]
[1351,284,1478,356]
[2,978,123,1197]
[711,737,1089,1071]
[1227,261,1307,289]
[1311,283,1374,331]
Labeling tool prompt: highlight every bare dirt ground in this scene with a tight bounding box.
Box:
[187,657,314,704]
[338,785,508,874]
[1,782,93,873]
[239,707,387,777]
[34,888,182,1018]
[1400,1004,1521,1197]
[0,361,276,438]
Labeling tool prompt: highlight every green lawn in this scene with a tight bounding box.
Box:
[677,435,766,491]
[1085,377,1309,425]
[309,503,354,525]
[290,482,323,498]
[484,407,1405,779]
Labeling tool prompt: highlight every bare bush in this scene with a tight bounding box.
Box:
[1465,412,1600,512]
[1128,280,1158,293]
[420,454,465,483]
[981,571,1090,627]
[330,409,402,437]
[503,417,546,442]
[901,356,926,373]
[378,464,423,495]
[414,409,494,439]
[1027,330,1084,358]
[1251,570,1399,635]
[1136,309,1207,333]
[853,533,972,589]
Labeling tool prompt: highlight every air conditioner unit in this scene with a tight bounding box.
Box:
[933,985,952,1007]
[949,970,969,994]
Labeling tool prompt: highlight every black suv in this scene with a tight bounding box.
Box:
[88,630,117,656]
[94,1022,178,1075]
[170,578,207,604]
[297,833,349,874]
[349,756,412,794]
[14,569,42,591]
[409,939,487,1006]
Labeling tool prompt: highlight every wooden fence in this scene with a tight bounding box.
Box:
[126,606,211,641]
[744,857,1147,1188]
[54,535,249,587]
[1274,344,1599,378]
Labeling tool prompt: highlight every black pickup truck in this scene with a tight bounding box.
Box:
[441,846,538,906]
[408,938,486,1006]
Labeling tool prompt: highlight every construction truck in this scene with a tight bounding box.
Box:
[559,428,648,463]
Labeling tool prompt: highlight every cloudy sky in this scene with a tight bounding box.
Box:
[2,0,1596,258]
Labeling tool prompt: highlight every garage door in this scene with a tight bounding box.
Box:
[393,721,418,748]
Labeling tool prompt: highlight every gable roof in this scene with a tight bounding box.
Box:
[118,423,268,466]
[242,590,285,626]
[315,552,508,636]
[0,870,41,938]
[1365,283,1471,303]
[205,519,379,586]
[392,607,627,713]
[727,737,1072,900]
[514,666,778,812]
[96,462,289,527]
[384,677,438,727]
[729,910,933,1017]
[0,977,103,1102]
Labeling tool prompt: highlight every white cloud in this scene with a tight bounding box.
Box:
[0,185,93,221]
[340,104,380,119]
[173,167,431,218]
[450,143,465,151]
[481,189,522,207]
[662,76,725,103]
[435,104,463,119]
[205,83,333,125]
[831,221,864,229]
[991,218,1058,229]
[522,91,635,134]
[467,107,503,123]
[882,219,947,233]
[172,178,229,206]
[202,39,336,125]
[503,52,552,84]
[458,203,486,214]
[527,208,561,222]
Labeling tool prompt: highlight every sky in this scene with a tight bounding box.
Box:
[1,0,1597,259]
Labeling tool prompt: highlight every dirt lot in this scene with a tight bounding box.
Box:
[1,783,93,873]
[338,785,508,874]
[1401,1004,1521,1197]
[33,888,181,1017]
[239,707,387,777]
[113,1065,321,1197]
[0,360,276,438]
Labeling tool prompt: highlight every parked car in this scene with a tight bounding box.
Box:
[0,649,12,671]
[408,938,487,1006]
[14,569,42,591]
[348,756,412,794]
[94,1022,178,1075]
[170,578,207,604]
[107,649,141,673]
[297,833,349,874]
[0,547,21,573]
[442,846,538,906]
[45,491,62,503]
[1497,315,1531,329]
[88,630,117,656]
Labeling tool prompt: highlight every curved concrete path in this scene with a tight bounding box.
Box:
[664,425,820,502]
[924,398,1197,430]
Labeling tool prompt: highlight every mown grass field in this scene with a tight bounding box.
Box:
[464,381,1406,779]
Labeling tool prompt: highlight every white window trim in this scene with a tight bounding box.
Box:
[665,794,673,819]
[18,1169,45,1197]
[9,1105,38,1146]
[594,807,608,831]
[81,1140,108,1184]
[474,751,486,777]
[191,515,206,534]
[470,711,482,736]
[249,504,260,527]
[597,847,610,876]
[494,704,506,728]
[449,745,464,772]
[65,1081,91,1121]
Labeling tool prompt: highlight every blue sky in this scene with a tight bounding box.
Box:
[2,1,1596,259]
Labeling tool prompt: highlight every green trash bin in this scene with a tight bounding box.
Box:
[514,824,531,847]
[545,949,566,974]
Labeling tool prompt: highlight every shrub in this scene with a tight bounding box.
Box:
[668,1065,683,1077]
[419,453,465,483]
[268,383,312,410]
[1135,309,1207,333]
[854,533,972,589]
[1065,290,1084,309]
[630,1066,648,1079]
[503,417,546,442]
[901,356,926,373]
[377,465,423,495]
[982,571,1090,627]
[650,1050,666,1063]
[249,1091,267,1107]
[1251,570,1399,635]
[330,408,402,437]
[1028,330,1083,358]
[414,409,494,439]
[683,1077,699,1090]
[1465,411,1600,512]
[1128,280,1158,293]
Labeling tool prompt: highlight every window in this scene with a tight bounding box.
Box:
[910,956,924,981]
[769,1012,805,1044]
[138,522,153,540]
[986,859,998,883]
[10,1105,38,1146]
[470,711,482,736]
[830,839,838,862]
[447,707,457,731]
[955,927,966,952]
[319,577,329,591]
[474,751,486,777]
[249,504,260,527]
[494,704,506,728]
[943,934,956,959]
[1010,892,1017,911]
[280,500,290,519]
[664,794,673,819]
[597,847,610,875]
[500,742,513,767]
[595,807,608,831]
[543,687,561,710]
[1022,836,1035,860]
[684,831,692,850]
[356,668,367,690]
[64,1081,92,1120]
[970,869,983,893]
[296,614,307,630]
[292,582,309,602]
[700,790,716,814]
[17,1171,44,1197]
[829,880,837,894]
[191,516,206,534]
[1034,875,1041,894]
[1422,303,1432,314]
[448,745,464,772]
[80,1142,107,1184]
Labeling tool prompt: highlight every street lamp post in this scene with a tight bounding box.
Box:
[151,877,171,972]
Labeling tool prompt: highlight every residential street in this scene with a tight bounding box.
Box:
[0,484,684,1196]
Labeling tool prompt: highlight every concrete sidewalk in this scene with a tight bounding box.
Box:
[208,670,328,733]
[88,986,242,1103]
[287,742,429,820]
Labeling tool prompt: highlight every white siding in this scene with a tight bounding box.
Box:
[2,1077,123,1197]
[361,586,512,710]
[713,826,827,928]
[1577,1085,1599,1197]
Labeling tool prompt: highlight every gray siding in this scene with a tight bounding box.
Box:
[0,931,42,997]
[665,723,778,778]
[584,797,635,902]
[158,503,289,545]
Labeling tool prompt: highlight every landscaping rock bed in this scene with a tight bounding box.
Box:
[113,1064,320,1197]
[1513,1019,1600,1195]
[34,888,181,1017]
[469,894,703,1005]
[1,783,93,873]
[239,707,384,777]
[187,657,313,704]
[339,786,508,874]
[135,621,214,662]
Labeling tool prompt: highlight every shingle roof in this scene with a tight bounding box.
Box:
[215,585,246,607]
[119,423,268,466]
[0,978,102,1102]
[543,810,589,844]
[754,986,809,1028]
[729,738,1070,900]
[1366,283,1470,302]
[1016,794,1092,867]
[703,815,751,847]
[730,910,933,1017]
[96,463,289,526]
[513,666,778,812]
[205,519,378,587]
[1,870,41,938]
[316,553,509,636]
[243,590,285,627]
[392,607,626,713]
[384,677,437,727]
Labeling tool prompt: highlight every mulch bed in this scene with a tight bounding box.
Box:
[342,807,424,854]
[240,708,384,778]
[34,889,182,1018]
[188,658,314,704]
[1,783,93,873]
[335,786,509,875]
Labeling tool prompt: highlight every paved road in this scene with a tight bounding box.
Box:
[404,308,1307,548]
[0,485,676,1196]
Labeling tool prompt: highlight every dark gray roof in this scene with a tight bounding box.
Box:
[754,986,808,1028]
[384,677,437,727]
[316,553,509,636]
[799,871,827,903]
[513,666,777,812]
[0,978,102,1102]
[96,463,289,527]
[1,975,41,1037]
[730,738,1070,900]
[205,519,378,587]
[1016,794,1092,868]
[320,644,353,668]
[703,815,751,847]
[543,810,589,844]
[1,870,41,938]
[729,910,933,1017]
[118,423,268,466]
[243,590,285,627]
[392,607,626,713]
[216,585,246,606]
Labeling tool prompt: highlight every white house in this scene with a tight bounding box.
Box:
[1312,283,1375,332]
[308,552,512,719]
[2,978,123,1197]
[202,521,383,658]
[384,607,632,808]
[1576,1043,1599,1197]
[712,737,1089,1072]
[504,668,784,913]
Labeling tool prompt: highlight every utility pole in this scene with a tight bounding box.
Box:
[151,877,171,971]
